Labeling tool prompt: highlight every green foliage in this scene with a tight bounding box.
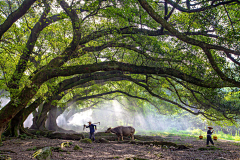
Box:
[139,128,240,142]
[231,142,240,146]
[36,131,41,135]
[80,138,92,143]
[73,145,82,151]
[19,134,32,140]
[0,154,11,160]
[214,131,240,141]
[33,147,52,160]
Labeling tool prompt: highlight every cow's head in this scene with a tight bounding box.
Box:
[105,127,112,133]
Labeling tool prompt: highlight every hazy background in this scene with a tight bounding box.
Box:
[53,100,206,134]
[0,95,221,135]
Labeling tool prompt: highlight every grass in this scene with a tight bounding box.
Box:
[231,142,240,146]
[136,129,240,142]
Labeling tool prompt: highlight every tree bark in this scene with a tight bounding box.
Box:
[45,106,59,131]
[30,102,50,130]
[4,97,45,137]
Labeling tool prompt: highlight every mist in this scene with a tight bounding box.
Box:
[0,93,207,134]
[0,87,205,133]
[56,100,205,134]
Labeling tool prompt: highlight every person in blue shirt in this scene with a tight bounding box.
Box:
[207,127,214,146]
[84,121,97,141]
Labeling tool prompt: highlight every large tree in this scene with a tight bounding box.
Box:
[0,0,239,141]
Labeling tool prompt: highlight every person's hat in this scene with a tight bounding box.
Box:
[88,121,91,123]
[208,127,213,129]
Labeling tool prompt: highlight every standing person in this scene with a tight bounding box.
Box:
[207,127,214,146]
[84,121,97,141]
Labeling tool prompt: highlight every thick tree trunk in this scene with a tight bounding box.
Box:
[5,119,31,137]
[4,95,51,137]
[28,102,48,131]
[0,125,7,143]
[4,106,34,137]
[45,104,73,131]
[30,112,48,130]
[45,102,95,131]
[37,98,75,131]
[0,84,41,140]
[30,101,53,130]
[6,100,41,135]
[45,106,58,131]
[9,111,23,137]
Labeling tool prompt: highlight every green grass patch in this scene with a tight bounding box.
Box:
[230,142,240,146]
[80,138,92,143]
[136,129,240,142]
[74,145,82,151]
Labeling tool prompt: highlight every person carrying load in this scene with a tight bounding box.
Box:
[84,121,97,142]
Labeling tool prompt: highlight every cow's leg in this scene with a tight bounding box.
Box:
[118,136,120,141]
[132,135,134,140]
[120,134,123,141]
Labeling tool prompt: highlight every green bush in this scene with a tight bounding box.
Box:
[73,145,82,151]
[80,138,92,143]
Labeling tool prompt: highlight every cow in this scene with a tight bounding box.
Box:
[105,126,135,141]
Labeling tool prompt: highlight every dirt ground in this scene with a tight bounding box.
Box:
[0,134,240,160]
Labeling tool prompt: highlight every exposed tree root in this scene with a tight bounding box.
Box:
[19,126,34,137]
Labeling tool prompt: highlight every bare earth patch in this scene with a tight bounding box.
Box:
[0,135,240,160]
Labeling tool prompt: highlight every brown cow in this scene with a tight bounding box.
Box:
[105,126,135,141]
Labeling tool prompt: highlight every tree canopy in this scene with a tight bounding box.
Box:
[0,0,239,139]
